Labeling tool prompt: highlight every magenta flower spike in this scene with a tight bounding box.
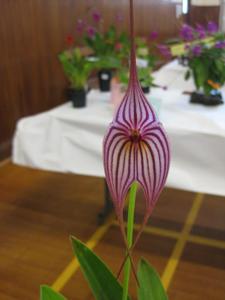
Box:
[103,0,170,231]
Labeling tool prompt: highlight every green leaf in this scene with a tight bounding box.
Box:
[40,285,67,300]
[71,236,131,300]
[58,48,96,88]
[137,259,168,300]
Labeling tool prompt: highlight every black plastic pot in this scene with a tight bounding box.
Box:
[178,55,189,66]
[141,86,150,94]
[98,69,112,92]
[66,88,86,108]
[190,91,223,106]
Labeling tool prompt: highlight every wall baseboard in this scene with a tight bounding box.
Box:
[0,140,11,160]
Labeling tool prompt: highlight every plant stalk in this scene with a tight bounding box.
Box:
[122,182,138,300]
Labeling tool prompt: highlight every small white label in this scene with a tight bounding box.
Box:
[101,73,109,80]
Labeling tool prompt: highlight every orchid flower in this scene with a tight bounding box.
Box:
[92,9,102,23]
[86,26,96,39]
[192,44,202,57]
[207,21,218,34]
[157,44,172,59]
[149,31,158,41]
[103,0,170,261]
[196,24,206,39]
[115,12,124,23]
[180,24,194,41]
[76,19,86,33]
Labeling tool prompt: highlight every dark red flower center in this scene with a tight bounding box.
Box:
[130,130,141,143]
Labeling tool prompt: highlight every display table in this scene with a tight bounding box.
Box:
[13,61,225,197]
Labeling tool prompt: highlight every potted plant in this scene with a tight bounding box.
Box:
[117,37,156,94]
[59,47,96,108]
[138,67,154,94]
[186,42,225,105]
[179,22,225,105]
[84,24,129,92]
[76,6,128,92]
[136,37,156,93]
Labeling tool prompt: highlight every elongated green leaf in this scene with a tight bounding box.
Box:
[71,236,130,300]
[137,259,168,300]
[40,285,67,300]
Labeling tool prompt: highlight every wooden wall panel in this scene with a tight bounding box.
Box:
[189,5,220,26]
[1,1,219,160]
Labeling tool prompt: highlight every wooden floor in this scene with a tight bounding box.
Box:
[0,161,225,300]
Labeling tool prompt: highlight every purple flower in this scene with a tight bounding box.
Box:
[192,45,202,57]
[207,21,218,34]
[115,12,124,23]
[180,24,194,41]
[76,19,86,33]
[149,31,158,41]
[157,45,172,59]
[196,24,206,39]
[215,40,225,49]
[86,26,96,39]
[103,46,170,225]
[92,9,102,23]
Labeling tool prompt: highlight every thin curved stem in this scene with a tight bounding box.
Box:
[118,217,139,284]
[117,212,149,280]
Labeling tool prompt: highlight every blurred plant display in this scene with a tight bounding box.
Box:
[61,4,164,90]
[75,5,129,71]
[182,23,225,96]
[167,22,225,96]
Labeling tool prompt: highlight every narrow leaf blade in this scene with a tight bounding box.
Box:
[40,285,67,300]
[138,259,168,300]
[71,236,130,300]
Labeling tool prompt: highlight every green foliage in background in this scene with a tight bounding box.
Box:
[186,45,225,95]
[58,48,97,89]
[117,37,156,88]
[84,25,129,70]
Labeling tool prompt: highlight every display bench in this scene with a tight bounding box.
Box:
[13,61,225,221]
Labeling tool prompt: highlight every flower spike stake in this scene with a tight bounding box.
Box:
[103,0,170,291]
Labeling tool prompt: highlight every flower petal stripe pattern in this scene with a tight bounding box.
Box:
[103,79,170,218]
[103,0,170,220]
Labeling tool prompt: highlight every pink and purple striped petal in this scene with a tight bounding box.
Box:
[103,80,170,219]
[103,0,170,222]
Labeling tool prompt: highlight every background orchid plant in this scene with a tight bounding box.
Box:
[41,1,170,299]
[181,23,225,96]
[77,4,129,71]
[58,47,97,89]
[64,4,161,90]
[117,36,160,91]
[165,22,225,96]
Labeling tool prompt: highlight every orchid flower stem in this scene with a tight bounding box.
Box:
[122,182,138,300]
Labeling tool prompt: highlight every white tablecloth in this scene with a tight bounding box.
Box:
[13,61,225,196]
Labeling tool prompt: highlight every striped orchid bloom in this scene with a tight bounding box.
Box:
[103,83,170,221]
[103,1,170,234]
